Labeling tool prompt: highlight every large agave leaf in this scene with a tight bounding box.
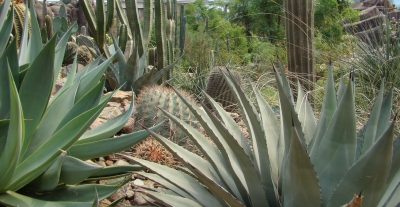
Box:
[19,36,56,160]
[376,137,400,207]
[274,67,307,185]
[23,2,42,64]
[171,86,251,206]
[49,54,78,103]
[77,92,135,144]
[282,127,321,207]
[295,80,316,145]
[162,105,247,202]
[376,88,393,140]
[309,65,337,161]
[0,69,23,193]
[90,165,144,178]
[0,191,92,207]
[337,76,346,102]
[59,156,103,185]
[22,78,104,159]
[8,94,111,191]
[142,190,203,207]
[221,70,279,206]
[203,92,253,160]
[203,100,270,206]
[75,53,116,102]
[55,79,105,132]
[0,4,13,55]
[68,124,160,160]
[0,38,18,119]
[123,155,225,207]
[357,79,385,157]
[27,153,66,192]
[53,22,78,84]
[315,75,357,205]
[136,172,196,201]
[27,184,120,202]
[327,119,395,207]
[0,0,12,30]
[0,120,9,153]
[18,4,29,65]
[253,86,281,191]
[275,59,294,103]
[144,128,245,207]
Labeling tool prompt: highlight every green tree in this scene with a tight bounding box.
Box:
[314,0,359,44]
[229,0,284,42]
[183,0,248,65]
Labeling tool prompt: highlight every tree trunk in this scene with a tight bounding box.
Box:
[284,0,315,91]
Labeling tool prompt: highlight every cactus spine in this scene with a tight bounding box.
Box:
[284,0,315,89]
[134,85,198,145]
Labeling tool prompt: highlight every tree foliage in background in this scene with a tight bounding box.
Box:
[315,0,359,44]
[229,0,284,42]
[183,0,248,66]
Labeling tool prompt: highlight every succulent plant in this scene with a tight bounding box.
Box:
[80,0,186,93]
[205,67,242,112]
[120,60,398,207]
[0,3,159,205]
[63,41,78,65]
[77,45,93,65]
[4,0,30,47]
[134,85,198,146]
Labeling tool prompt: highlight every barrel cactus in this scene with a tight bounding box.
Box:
[205,67,241,112]
[76,45,93,65]
[62,41,78,65]
[134,85,198,147]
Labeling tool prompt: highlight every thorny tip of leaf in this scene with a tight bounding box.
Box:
[341,191,363,207]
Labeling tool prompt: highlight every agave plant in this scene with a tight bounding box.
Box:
[121,56,399,206]
[0,1,158,206]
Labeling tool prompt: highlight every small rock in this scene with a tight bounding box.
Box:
[109,91,133,103]
[121,99,131,111]
[105,160,114,166]
[51,78,67,96]
[115,159,129,166]
[85,159,96,164]
[133,179,145,187]
[98,157,105,162]
[133,192,148,206]
[108,189,124,202]
[125,189,135,200]
[100,106,123,120]
[106,102,121,107]
[121,117,135,134]
[77,63,85,72]
[99,199,111,207]
[97,160,106,167]
[89,118,107,130]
